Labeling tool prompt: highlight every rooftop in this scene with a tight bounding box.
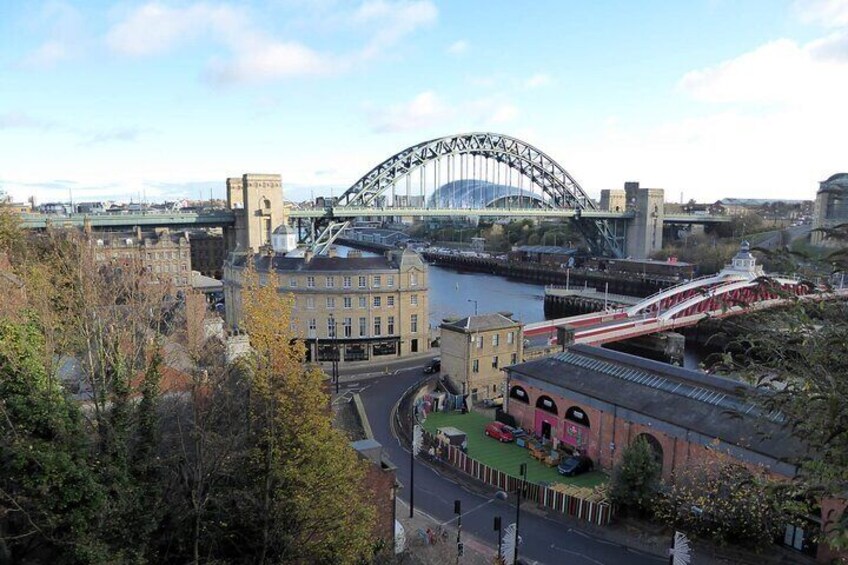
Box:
[506,344,803,466]
[441,312,521,333]
[229,249,425,273]
[513,245,577,255]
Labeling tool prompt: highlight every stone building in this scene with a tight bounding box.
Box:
[812,173,848,246]
[440,313,523,403]
[188,229,225,278]
[90,227,192,290]
[223,246,429,363]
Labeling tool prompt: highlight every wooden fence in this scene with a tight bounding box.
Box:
[430,431,614,526]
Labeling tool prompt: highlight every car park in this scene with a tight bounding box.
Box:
[557,455,593,476]
[484,421,514,442]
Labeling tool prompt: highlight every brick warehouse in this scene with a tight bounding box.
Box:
[503,344,840,559]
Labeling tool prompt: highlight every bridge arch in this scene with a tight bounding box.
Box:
[338,132,595,211]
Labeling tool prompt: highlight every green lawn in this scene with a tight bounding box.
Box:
[421,410,606,488]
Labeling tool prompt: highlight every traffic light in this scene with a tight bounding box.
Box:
[457,542,464,557]
[454,500,461,515]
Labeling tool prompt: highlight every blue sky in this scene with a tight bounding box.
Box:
[2,0,847,204]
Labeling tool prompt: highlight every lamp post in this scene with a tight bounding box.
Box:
[514,462,527,565]
[329,314,339,394]
[467,299,478,316]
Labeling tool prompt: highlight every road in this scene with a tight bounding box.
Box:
[357,365,666,565]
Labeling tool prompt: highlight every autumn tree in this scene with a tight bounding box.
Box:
[238,262,376,564]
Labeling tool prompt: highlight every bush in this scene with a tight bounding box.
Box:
[609,437,661,515]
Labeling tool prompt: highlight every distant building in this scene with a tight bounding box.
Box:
[188,229,225,278]
[812,173,848,246]
[350,439,397,553]
[90,227,192,290]
[508,245,576,266]
[440,313,523,403]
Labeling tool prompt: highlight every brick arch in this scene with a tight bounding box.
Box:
[565,405,590,429]
[635,432,664,468]
[535,395,558,415]
[509,385,530,403]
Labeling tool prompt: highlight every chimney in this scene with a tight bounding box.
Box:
[135,225,142,240]
[327,246,337,258]
[304,249,314,263]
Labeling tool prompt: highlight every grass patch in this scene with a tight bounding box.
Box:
[421,410,606,488]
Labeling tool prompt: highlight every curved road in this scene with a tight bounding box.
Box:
[356,366,666,565]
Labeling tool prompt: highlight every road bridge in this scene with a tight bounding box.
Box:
[525,242,847,345]
[18,132,730,258]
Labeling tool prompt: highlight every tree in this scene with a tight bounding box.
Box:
[0,319,108,563]
[238,262,377,563]
[609,437,661,515]
[653,456,793,547]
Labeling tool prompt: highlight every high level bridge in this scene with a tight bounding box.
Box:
[524,242,848,345]
[18,132,728,258]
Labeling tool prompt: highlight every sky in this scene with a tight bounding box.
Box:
[1,0,847,205]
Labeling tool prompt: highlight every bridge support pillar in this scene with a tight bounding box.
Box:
[625,184,664,259]
[605,331,685,365]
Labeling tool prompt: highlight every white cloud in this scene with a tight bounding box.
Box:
[0,111,56,130]
[20,1,85,68]
[679,36,848,106]
[447,40,468,55]
[524,73,552,89]
[794,0,848,27]
[105,1,436,84]
[368,90,451,133]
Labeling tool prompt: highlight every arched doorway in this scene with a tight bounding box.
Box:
[562,405,591,452]
[534,395,558,440]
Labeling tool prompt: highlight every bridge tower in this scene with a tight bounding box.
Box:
[229,174,286,252]
[625,183,664,259]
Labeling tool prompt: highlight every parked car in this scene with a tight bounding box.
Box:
[557,455,593,477]
[484,421,514,442]
[423,357,441,374]
[482,395,504,408]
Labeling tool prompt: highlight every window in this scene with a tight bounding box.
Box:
[507,331,514,344]
[373,275,381,288]
[374,316,382,336]
[492,334,500,346]
[411,314,418,333]
[359,317,367,337]
[472,359,479,373]
[325,276,334,288]
[289,277,298,288]
[327,318,336,338]
[387,275,394,287]
[343,318,352,337]
[511,353,517,365]
[358,276,366,288]
[343,276,352,288]
[411,294,418,306]
[491,356,498,369]
[387,316,395,334]
[326,297,335,309]
[373,296,381,308]
[343,297,352,309]
[387,296,395,308]
[410,273,418,286]
[306,297,315,309]
[307,276,315,288]
[359,296,367,308]
[476,336,483,349]
[308,318,317,337]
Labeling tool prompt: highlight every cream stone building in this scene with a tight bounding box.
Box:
[440,313,524,403]
[221,172,429,363]
[90,227,192,290]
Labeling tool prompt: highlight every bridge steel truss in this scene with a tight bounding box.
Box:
[315,132,626,256]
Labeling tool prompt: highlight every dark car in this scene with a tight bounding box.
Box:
[423,357,441,374]
[557,455,593,477]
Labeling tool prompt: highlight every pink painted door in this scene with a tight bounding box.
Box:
[534,411,558,439]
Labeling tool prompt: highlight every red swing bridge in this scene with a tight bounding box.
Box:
[524,242,848,346]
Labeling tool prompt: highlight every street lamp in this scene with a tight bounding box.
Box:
[467,298,478,316]
[514,462,527,565]
[329,314,339,394]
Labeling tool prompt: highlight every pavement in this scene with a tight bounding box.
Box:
[355,365,668,565]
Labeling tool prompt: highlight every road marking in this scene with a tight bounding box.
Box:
[549,543,606,565]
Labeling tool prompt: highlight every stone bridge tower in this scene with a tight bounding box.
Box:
[226,174,286,252]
